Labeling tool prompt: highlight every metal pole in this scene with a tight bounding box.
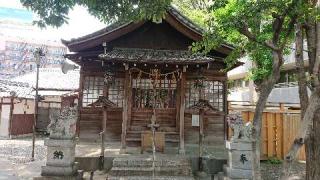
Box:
[31,55,40,161]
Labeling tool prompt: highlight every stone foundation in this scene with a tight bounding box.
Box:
[41,138,78,177]
[225,140,253,179]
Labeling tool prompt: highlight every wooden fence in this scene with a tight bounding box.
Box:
[228,102,305,161]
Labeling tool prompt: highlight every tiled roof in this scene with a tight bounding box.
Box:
[62,6,203,46]
[167,6,204,34]
[188,99,217,111]
[99,48,217,64]
[61,22,131,46]
[0,79,33,98]
[88,96,117,108]
[12,68,80,90]
[0,68,80,98]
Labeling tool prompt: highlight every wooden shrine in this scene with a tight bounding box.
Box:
[62,6,237,153]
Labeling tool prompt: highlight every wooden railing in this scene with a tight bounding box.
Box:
[228,101,305,161]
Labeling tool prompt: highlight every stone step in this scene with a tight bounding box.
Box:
[107,175,194,180]
[113,161,190,168]
[112,156,190,168]
[108,155,194,179]
[109,166,192,176]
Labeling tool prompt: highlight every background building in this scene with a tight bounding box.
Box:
[228,43,309,105]
[0,68,79,138]
[0,7,67,79]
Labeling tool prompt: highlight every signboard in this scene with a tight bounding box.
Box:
[192,114,199,127]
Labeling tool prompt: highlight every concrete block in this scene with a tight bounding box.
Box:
[46,145,75,166]
[225,166,253,179]
[228,150,252,170]
[44,138,76,148]
[41,165,77,176]
[226,141,252,151]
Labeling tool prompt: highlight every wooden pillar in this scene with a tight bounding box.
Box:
[121,68,130,153]
[101,82,109,158]
[127,74,132,128]
[175,78,181,132]
[179,72,186,154]
[77,66,84,137]
[199,108,204,171]
[224,80,228,140]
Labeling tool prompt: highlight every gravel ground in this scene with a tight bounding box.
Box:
[0,137,306,180]
[0,138,46,163]
[261,161,306,180]
[0,137,46,180]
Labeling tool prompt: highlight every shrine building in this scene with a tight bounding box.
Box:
[62,7,237,153]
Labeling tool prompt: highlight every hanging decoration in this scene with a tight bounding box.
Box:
[103,63,115,85]
[194,68,206,90]
[129,67,181,108]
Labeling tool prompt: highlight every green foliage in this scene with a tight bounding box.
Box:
[20,0,313,82]
[266,157,282,164]
[187,0,303,81]
[20,0,172,28]
[172,0,210,28]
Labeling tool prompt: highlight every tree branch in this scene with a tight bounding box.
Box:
[280,16,297,51]
[239,24,279,51]
[272,15,285,43]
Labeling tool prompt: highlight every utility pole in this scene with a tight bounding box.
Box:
[31,48,44,161]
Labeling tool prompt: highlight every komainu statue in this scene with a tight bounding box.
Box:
[227,112,253,141]
[48,107,78,139]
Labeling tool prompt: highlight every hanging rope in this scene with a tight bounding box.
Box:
[129,67,182,79]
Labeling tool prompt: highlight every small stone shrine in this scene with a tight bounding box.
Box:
[225,112,254,179]
[41,106,79,177]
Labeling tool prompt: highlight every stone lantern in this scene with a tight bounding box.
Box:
[41,106,79,177]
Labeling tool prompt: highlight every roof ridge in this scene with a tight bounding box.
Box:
[62,21,131,46]
[113,47,190,52]
[167,6,204,34]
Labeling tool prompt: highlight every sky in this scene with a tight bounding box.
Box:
[0,0,106,41]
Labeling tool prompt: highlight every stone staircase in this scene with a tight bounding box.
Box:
[106,155,194,180]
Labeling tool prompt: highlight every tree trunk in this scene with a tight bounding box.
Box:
[252,51,282,180]
[281,22,309,179]
[304,7,318,179]
[280,87,320,179]
[305,4,320,179]
[305,110,320,180]
[295,23,309,116]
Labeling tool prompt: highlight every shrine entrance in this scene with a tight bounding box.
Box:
[130,68,180,132]
[126,68,182,152]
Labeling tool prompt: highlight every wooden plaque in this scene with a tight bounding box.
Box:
[141,131,165,153]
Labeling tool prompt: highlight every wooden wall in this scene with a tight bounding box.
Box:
[11,114,34,136]
[105,108,123,141]
[184,110,225,145]
[78,68,228,146]
[79,108,103,140]
[229,111,306,161]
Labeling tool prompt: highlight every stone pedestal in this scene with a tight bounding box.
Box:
[225,140,253,180]
[41,138,78,176]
